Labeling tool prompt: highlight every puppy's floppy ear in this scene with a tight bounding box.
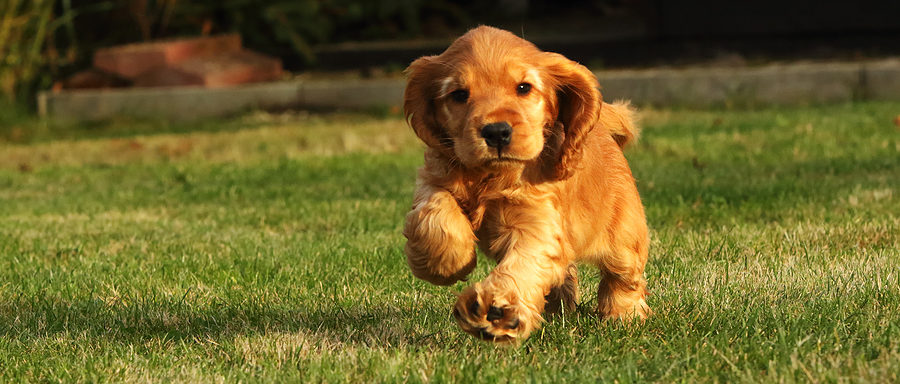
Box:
[404,56,452,154]
[541,53,601,179]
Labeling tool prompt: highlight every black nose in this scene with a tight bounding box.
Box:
[480,122,512,148]
[486,306,504,321]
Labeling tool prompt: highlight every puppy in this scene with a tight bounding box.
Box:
[402,26,649,343]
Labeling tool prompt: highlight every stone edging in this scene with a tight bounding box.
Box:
[38,59,900,121]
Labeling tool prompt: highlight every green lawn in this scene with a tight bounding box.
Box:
[1,102,898,382]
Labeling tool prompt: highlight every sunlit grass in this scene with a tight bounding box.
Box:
[1,102,898,382]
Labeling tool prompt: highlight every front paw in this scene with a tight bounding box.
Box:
[452,284,542,343]
[403,192,477,286]
[405,243,476,285]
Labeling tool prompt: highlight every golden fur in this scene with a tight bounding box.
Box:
[402,26,650,343]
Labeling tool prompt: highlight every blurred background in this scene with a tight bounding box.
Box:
[3,0,900,111]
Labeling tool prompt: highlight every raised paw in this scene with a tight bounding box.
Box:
[452,283,542,343]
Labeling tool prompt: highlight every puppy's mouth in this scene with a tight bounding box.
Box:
[484,156,525,166]
[484,147,526,164]
[471,328,514,343]
[455,322,516,343]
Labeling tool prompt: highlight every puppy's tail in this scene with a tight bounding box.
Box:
[601,100,640,148]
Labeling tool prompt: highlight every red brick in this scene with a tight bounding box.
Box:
[180,50,283,87]
[61,69,131,89]
[132,66,204,88]
[93,34,241,79]
[132,50,283,88]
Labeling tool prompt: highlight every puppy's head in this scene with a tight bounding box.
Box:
[404,26,600,179]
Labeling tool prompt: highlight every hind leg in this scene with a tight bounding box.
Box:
[544,263,579,314]
[597,273,649,320]
[597,241,650,320]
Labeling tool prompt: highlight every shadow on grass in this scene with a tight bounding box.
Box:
[0,295,443,349]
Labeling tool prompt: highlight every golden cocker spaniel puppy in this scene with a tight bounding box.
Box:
[403,26,650,343]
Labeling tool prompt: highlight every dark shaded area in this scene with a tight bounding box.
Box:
[7,0,900,109]
[653,1,900,37]
[306,0,900,70]
[62,0,900,71]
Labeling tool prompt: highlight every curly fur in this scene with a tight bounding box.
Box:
[402,26,650,343]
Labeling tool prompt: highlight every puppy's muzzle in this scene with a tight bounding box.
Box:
[480,122,512,150]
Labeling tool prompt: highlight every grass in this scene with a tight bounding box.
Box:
[1,102,898,382]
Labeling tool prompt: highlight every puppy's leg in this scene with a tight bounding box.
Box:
[597,238,650,321]
[544,263,578,315]
[403,183,477,286]
[453,200,569,342]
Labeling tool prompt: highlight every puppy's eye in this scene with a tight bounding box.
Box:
[516,83,532,95]
[449,89,469,103]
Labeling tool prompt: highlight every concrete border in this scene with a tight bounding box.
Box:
[38,59,900,121]
[597,62,863,107]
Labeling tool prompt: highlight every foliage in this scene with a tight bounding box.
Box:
[167,0,469,65]
[0,0,118,105]
[1,102,899,381]
[0,0,71,103]
[1,0,620,108]
[0,0,467,106]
